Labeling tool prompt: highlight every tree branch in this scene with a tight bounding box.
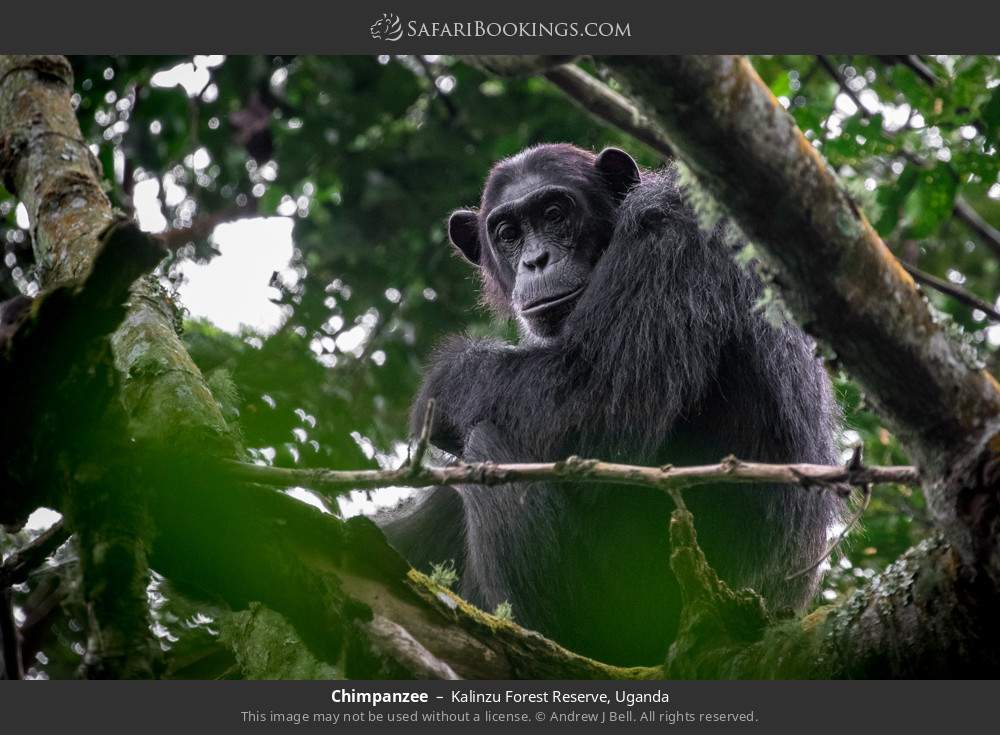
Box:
[144,459,656,680]
[953,196,1000,260]
[220,455,918,501]
[900,260,1000,323]
[354,614,460,680]
[460,55,577,77]
[817,55,870,113]
[542,65,673,158]
[878,55,941,87]
[155,205,257,252]
[530,61,1000,324]
[0,521,69,678]
[0,521,70,589]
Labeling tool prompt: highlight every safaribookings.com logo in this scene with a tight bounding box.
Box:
[369,14,631,42]
[370,13,404,42]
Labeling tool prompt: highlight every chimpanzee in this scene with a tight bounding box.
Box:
[378,144,843,665]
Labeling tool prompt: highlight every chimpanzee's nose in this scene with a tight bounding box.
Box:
[522,249,550,272]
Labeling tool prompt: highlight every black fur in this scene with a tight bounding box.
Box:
[379,145,843,665]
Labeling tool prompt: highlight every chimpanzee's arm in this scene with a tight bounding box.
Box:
[408,336,514,456]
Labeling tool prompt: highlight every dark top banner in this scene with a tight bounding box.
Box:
[2,0,999,54]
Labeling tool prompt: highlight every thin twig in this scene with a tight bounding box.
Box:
[953,198,1000,260]
[901,260,1000,323]
[817,55,869,114]
[666,487,688,512]
[220,454,919,506]
[786,484,872,582]
[901,55,940,87]
[785,446,871,581]
[413,55,459,121]
[408,399,435,474]
[877,55,940,87]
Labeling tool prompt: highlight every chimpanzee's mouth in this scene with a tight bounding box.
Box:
[520,286,586,316]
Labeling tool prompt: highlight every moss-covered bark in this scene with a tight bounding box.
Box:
[0,56,168,677]
[664,509,1000,678]
[220,603,340,680]
[0,57,113,283]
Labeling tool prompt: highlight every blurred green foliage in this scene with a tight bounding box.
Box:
[1,55,998,678]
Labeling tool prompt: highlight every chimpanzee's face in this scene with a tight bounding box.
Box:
[482,172,605,338]
[447,146,640,340]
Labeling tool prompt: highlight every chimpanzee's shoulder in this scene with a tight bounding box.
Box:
[617,164,699,237]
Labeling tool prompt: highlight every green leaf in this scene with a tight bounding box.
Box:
[769,72,792,99]
[891,66,934,114]
[981,84,1000,145]
[901,164,959,238]
[258,185,284,214]
[873,165,919,236]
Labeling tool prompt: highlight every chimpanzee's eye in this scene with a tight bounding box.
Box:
[544,204,564,223]
[497,222,519,243]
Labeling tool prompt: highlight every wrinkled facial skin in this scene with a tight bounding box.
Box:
[448,146,640,341]
[485,175,603,338]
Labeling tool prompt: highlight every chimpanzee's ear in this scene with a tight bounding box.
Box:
[448,209,481,265]
[595,147,640,203]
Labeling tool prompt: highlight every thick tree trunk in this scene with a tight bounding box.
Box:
[1,55,163,677]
